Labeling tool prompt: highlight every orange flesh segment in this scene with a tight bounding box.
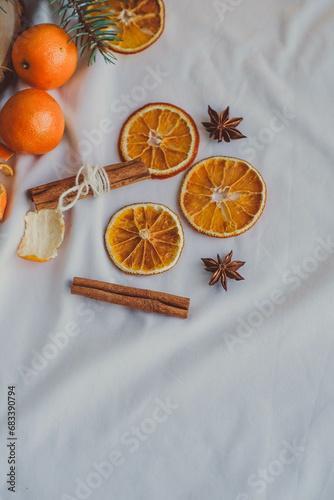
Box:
[105,204,184,274]
[180,157,266,238]
[0,163,14,176]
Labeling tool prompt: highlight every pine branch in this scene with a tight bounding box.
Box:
[49,0,124,65]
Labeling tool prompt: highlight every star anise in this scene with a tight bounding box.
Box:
[201,251,245,291]
[202,106,246,143]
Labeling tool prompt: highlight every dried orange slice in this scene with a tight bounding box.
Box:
[106,0,165,54]
[105,202,184,275]
[118,103,199,179]
[0,163,14,176]
[180,156,266,238]
[17,209,65,262]
[0,143,14,161]
[0,183,7,221]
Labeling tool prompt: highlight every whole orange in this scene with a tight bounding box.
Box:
[0,89,65,155]
[12,23,78,90]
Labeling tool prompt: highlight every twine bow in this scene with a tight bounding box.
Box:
[57,161,110,212]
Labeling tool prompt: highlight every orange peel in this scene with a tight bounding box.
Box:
[0,143,14,161]
[17,208,65,262]
[0,183,7,221]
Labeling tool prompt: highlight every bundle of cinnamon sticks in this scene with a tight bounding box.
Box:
[28,159,150,210]
[71,277,190,319]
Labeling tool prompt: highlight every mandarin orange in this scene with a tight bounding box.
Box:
[0,89,65,155]
[12,23,78,90]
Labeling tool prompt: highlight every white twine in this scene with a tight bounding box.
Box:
[57,161,110,212]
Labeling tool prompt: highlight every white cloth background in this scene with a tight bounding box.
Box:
[1,0,334,499]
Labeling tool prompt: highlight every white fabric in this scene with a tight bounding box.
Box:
[1,0,334,499]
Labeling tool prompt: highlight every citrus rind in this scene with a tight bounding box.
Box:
[107,0,165,54]
[0,182,7,221]
[0,143,14,161]
[17,208,65,261]
[179,156,266,238]
[105,202,184,275]
[118,102,199,179]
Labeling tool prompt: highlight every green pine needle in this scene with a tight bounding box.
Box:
[49,0,124,65]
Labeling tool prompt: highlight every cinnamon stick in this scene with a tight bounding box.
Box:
[28,159,150,210]
[71,277,190,319]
